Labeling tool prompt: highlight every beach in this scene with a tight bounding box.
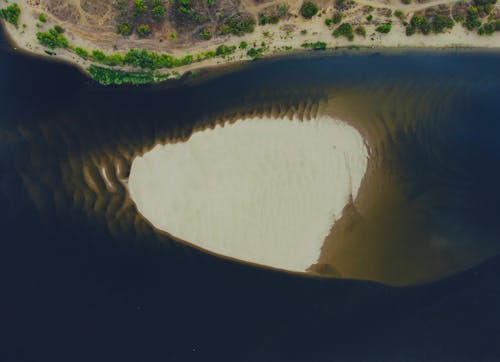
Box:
[128,116,368,272]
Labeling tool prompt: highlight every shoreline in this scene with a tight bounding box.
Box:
[2,0,500,84]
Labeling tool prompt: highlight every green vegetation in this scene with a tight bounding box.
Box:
[88,65,162,85]
[220,15,256,36]
[300,1,319,19]
[478,21,495,34]
[301,41,327,50]
[259,13,279,25]
[136,24,152,36]
[376,22,392,33]
[277,4,290,17]
[464,7,481,30]
[115,0,167,37]
[333,12,342,24]
[471,0,497,17]
[355,25,366,37]
[216,44,236,56]
[247,47,265,59]
[401,0,411,4]
[118,22,133,36]
[325,18,334,27]
[75,47,89,59]
[406,15,454,35]
[0,3,21,26]
[36,26,69,49]
[332,23,354,40]
[38,13,47,23]
[173,0,207,23]
[431,15,455,33]
[70,44,247,71]
[152,1,167,20]
[199,27,212,40]
[394,10,404,19]
[239,41,248,49]
[366,14,373,22]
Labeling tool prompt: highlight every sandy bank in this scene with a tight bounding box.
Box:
[2,0,500,82]
[128,117,368,272]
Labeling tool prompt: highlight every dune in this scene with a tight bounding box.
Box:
[128,116,368,272]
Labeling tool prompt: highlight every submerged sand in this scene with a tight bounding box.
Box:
[128,117,368,272]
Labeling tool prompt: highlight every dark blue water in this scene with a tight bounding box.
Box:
[1,29,500,361]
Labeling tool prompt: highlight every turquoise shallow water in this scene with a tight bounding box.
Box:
[2,30,500,360]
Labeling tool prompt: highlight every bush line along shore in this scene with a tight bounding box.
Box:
[2,0,500,85]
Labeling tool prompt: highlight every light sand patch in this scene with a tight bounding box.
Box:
[128,117,368,272]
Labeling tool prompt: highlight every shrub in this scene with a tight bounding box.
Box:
[332,23,354,40]
[301,41,327,50]
[199,27,212,40]
[0,3,21,26]
[152,4,167,20]
[36,26,69,48]
[406,25,416,35]
[75,47,89,59]
[54,25,64,34]
[39,13,47,23]
[478,22,495,35]
[300,1,319,19]
[118,22,133,36]
[91,50,107,62]
[411,15,426,27]
[216,44,236,56]
[465,7,481,30]
[401,0,411,4]
[220,15,256,35]
[333,12,342,24]
[366,14,373,21]
[278,4,290,17]
[394,10,404,19]
[431,15,454,33]
[259,14,279,25]
[239,41,248,49]
[88,65,155,85]
[136,24,151,36]
[247,47,264,58]
[355,25,366,37]
[325,18,334,27]
[134,0,148,17]
[376,22,392,33]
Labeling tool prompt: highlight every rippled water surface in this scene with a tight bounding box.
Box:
[2,30,500,361]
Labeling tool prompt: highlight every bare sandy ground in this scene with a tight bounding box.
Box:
[128,117,368,272]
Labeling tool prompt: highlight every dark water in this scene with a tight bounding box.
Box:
[2,28,500,361]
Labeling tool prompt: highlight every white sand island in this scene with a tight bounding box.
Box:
[128,117,368,272]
